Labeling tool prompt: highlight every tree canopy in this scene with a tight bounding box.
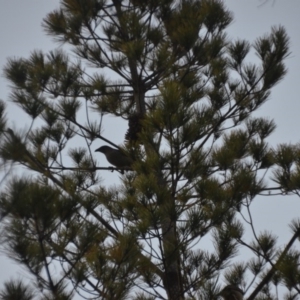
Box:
[0,0,299,299]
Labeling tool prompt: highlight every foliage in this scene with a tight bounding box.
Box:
[0,0,299,299]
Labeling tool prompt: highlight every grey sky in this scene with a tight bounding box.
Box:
[0,0,299,297]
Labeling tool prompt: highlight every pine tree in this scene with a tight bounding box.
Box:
[0,0,298,299]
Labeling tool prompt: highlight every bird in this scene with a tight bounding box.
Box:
[95,145,133,171]
[219,285,244,300]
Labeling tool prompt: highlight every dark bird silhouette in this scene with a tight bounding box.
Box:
[220,285,244,300]
[95,145,132,171]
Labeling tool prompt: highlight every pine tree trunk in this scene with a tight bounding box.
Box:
[162,218,183,300]
[136,75,183,299]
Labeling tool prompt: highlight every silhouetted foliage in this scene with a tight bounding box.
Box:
[0,1,299,299]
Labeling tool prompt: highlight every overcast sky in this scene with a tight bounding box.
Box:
[0,0,299,298]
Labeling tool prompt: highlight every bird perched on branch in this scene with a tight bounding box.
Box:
[219,285,244,300]
[95,145,132,172]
